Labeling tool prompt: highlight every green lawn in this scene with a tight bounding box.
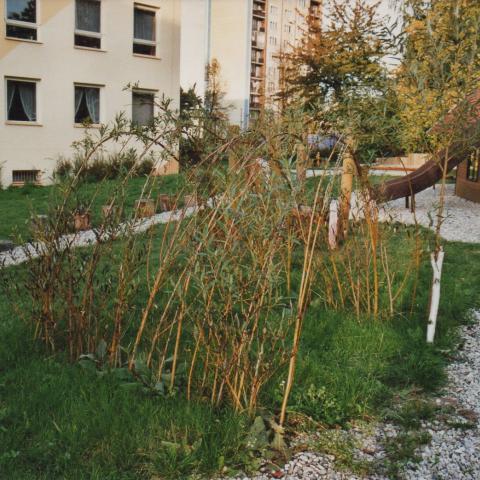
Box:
[1,170,479,478]
[0,174,183,242]
[1,218,478,478]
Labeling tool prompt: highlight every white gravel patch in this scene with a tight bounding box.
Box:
[379,184,480,243]
[402,310,480,480]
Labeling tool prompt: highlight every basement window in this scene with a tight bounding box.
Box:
[133,5,156,56]
[12,170,40,185]
[5,0,37,41]
[75,0,102,49]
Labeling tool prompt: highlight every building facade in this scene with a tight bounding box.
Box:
[181,0,321,128]
[0,0,181,187]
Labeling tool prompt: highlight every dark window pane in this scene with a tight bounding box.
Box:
[76,0,101,32]
[6,0,36,23]
[74,86,100,124]
[75,34,101,49]
[7,80,36,122]
[134,8,155,41]
[6,24,37,40]
[132,92,154,126]
[133,43,156,56]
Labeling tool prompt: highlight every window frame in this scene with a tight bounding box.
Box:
[4,0,39,42]
[5,76,39,124]
[133,4,158,57]
[73,83,102,126]
[74,0,103,50]
[131,89,156,126]
[12,169,41,185]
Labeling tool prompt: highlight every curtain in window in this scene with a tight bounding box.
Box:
[18,82,36,121]
[7,83,16,115]
[85,88,99,123]
[76,0,100,32]
[75,87,99,123]
[134,9,155,40]
[75,87,83,117]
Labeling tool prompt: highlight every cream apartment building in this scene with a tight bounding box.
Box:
[181,0,321,127]
[0,0,180,187]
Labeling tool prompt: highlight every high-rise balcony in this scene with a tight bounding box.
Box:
[250,64,264,79]
[251,50,264,64]
[253,3,266,19]
[251,30,266,50]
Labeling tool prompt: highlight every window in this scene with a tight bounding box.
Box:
[6,79,37,122]
[133,5,156,56]
[75,0,101,49]
[74,85,100,124]
[467,150,480,182]
[12,170,40,185]
[5,0,37,40]
[132,91,154,126]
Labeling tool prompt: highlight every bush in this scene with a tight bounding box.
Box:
[54,150,154,182]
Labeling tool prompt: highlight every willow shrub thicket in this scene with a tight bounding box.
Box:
[2,107,424,423]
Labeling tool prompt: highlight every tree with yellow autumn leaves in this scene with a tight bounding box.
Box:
[397,0,480,151]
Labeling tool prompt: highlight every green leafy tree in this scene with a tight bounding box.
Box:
[280,0,401,162]
[179,60,232,166]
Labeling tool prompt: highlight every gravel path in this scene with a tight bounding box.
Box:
[403,310,480,480]
[380,184,480,243]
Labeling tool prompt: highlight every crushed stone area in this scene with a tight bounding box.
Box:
[402,311,480,480]
[379,184,480,244]
[222,311,480,480]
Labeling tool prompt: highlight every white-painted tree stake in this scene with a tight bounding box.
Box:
[427,247,445,343]
[328,200,339,250]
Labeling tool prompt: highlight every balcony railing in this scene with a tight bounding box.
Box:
[251,30,266,49]
[252,51,264,64]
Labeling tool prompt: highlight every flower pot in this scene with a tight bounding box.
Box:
[74,212,91,231]
[102,204,121,220]
[135,198,155,218]
[184,194,198,208]
[157,194,174,212]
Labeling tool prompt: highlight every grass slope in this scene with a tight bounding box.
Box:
[0,227,478,478]
[0,175,182,241]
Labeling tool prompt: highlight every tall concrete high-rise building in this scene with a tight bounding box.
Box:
[181,0,322,128]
